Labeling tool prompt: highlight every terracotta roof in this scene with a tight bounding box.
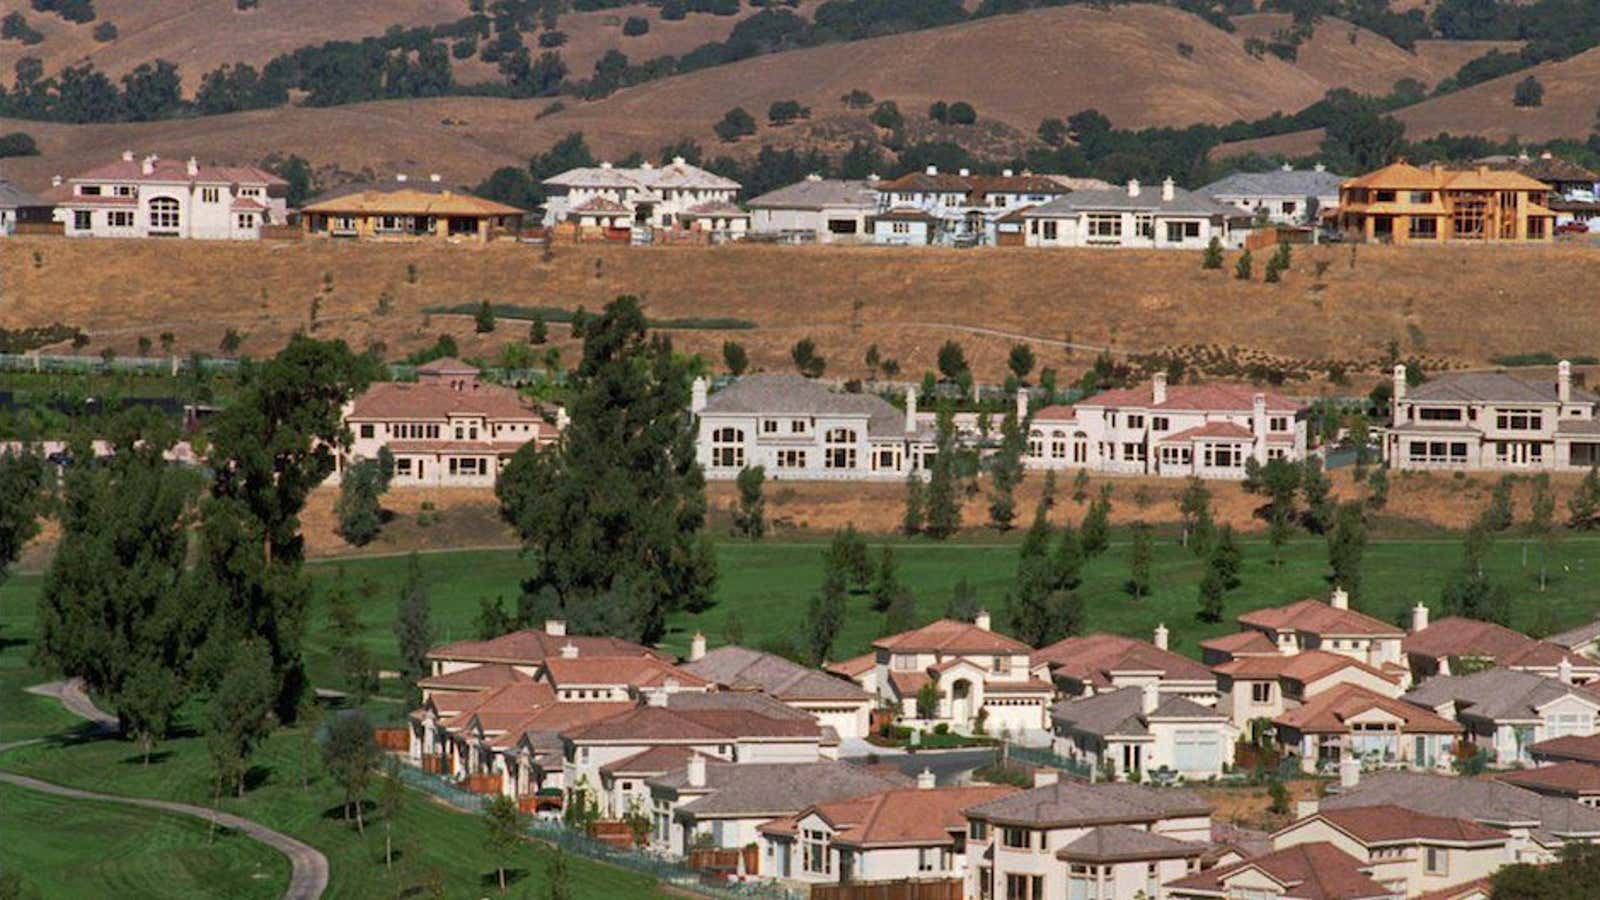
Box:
[600,745,704,776]
[1405,616,1594,670]
[1237,599,1402,637]
[875,171,975,192]
[964,781,1209,828]
[441,681,558,731]
[1498,761,1600,797]
[1164,841,1392,900]
[1055,825,1208,862]
[826,652,878,679]
[1294,804,1508,845]
[71,155,284,187]
[682,646,871,702]
[301,187,524,216]
[651,760,909,818]
[57,194,139,207]
[565,697,821,742]
[1077,383,1302,414]
[493,701,636,750]
[887,670,933,698]
[1035,633,1212,686]
[985,679,1054,693]
[967,174,1069,195]
[539,656,709,689]
[230,197,266,211]
[1200,631,1278,656]
[1414,878,1492,900]
[417,663,532,693]
[349,380,544,421]
[763,785,1016,848]
[1159,421,1255,442]
[1214,650,1398,687]
[1529,733,1600,765]
[1272,683,1459,735]
[427,629,663,666]
[873,205,938,222]
[1032,404,1076,422]
[874,619,1031,655]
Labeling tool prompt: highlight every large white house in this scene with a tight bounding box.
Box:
[746,175,880,243]
[1383,361,1600,471]
[1024,373,1309,479]
[1006,178,1242,249]
[541,157,745,233]
[1200,164,1345,226]
[693,375,936,482]
[870,166,1068,246]
[47,151,286,239]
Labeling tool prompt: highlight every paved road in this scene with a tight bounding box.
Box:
[3,679,330,900]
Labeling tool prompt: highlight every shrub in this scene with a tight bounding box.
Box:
[1234,249,1253,280]
[1513,76,1543,108]
[947,101,977,125]
[92,20,116,41]
[621,16,649,36]
[537,30,568,48]
[869,101,902,130]
[0,131,39,158]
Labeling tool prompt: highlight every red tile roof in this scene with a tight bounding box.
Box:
[1497,761,1600,796]
[761,785,1017,847]
[427,630,665,666]
[1079,383,1302,414]
[1301,804,1509,845]
[1164,842,1392,900]
[1214,650,1399,687]
[1238,599,1402,637]
[1404,617,1592,670]
[1529,733,1600,765]
[1032,404,1076,422]
[826,652,878,678]
[348,380,545,421]
[1159,421,1255,442]
[600,745,705,776]
[1273,683,1460,735]
[564,703,821,742]
[874,619,1031,655]
[491,701,636,750]
[1034,633,1213,686]
[417,663,532,693]
[538,657,710,689]
[1200,631,1279,656]
[441,681,559,731]
[72,156,284,186]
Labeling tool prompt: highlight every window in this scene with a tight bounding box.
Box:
[1409,191,1433,204]
[1251,682,1272,704]
[1204,444,1242,468]
[824,428,857,469]
[1426,847,1447,875]
[1496,408,1542,431]
[395,458,413,475]
[73,210,92,230]
[114,185,134,197]
[1127,414,1144,429]
[148,197,180,231]
[790,419,809,434]
[802,828,830,874]
[762,420,778,434]
[1041,220,1058,240]
[80,185,102,196]
[1135,214,1154,238]
[1375,190,1396,202]
[1409,217,1438,239]
[873,448,898,470]
[1028,429,1043,458]
[1269,416,1289,432]
[1151,417,1169,431]
[1164,220,1201,242]
[1087,215,1122,239]
[237,213,255,229]
[777,449,807,469]
[711,427,744,468]
[1281,201,1297,215]
[1001,827,1031,850]
[1419,407,1463,421]
[892,222,910,235]
[359,424,374,439]
[917,847,940,872]
[1407,441,1469,465]
[1051,431,1067,460]
[1005,873,1043,900]
[969,821,988,841]
[201,187,220,203]
[1159,445,1192,467]
[109,210,134,227]
[448,458,485,476]
[1122,442,1146,462]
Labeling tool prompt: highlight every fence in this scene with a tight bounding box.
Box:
[395,765,798,899]
[810,879,963,900]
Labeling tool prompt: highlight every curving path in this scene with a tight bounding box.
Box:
[2,680,329,900]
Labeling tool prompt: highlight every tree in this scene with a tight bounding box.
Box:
[1081,486,1112,557]
[870,546,899,612]
[1197,558,1227,624]
[496,297,715,643]
[1568,466,1600,529]
[1327,502,1366,602]
[924,408,962,539]
[477,596,513,640]
[1052,522,1084,591]
[120,657,183,765]
[1366,466,1390,511]
[393,552,433,700]
[714,106,757,141]
[1007,344,1036,382]
[988,408,1026,530]
[1177,478,1214,553]
[928,100,948,123]
[1300,458,1334,534]
[902,469,925,535]
[475,300,497,333]
[802,558,847,665]
[1528,473,1558,592]
[376,756,404,871]
[1513,75,1544,107]
[1320,110,1405,171]
[1213,524,1243,589]
[936,340,969,381]
[528,315,548,345]
[767,99,808,124]
[1071,470,1090,505]
[483,793,526,892]
[1126,521,1153,599]
[1038,117,1067,147]
[916,681,940,719]
[881,585,917,636]
[335,451,393,546]
[721,340,748,375]
[1009,498,1057,646]
[1489,842,1600,898]
[322,710,379,834]
[1202,236,1224,269]
[541,847,575,900]
[206,640,276,798]
[622,15,649,36]
[0,447,45,588]
[1440,521,1510,625]
[1267,779,1290,815]
[327,576,376,704]
[947,101,977,124]
[828,525,873,589]
[1483,475,1515,532]
[790,337,825,377]
[946,577,979,621]
[869,101,902,130]
[733,465,766,539]
[1234,249,1253,280]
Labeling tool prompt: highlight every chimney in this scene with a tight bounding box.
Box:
[555,405,570,430]
[1313,163,1326,173]
[600,161,613,170]
[925,165,938,176]
[1002,168,1013,177]
[429,173,441,183]
[1329,587,1349,611]
[186,157,198,177]
[672,156,686,166]
[1153,623,1169,651]
[1392,363,1408,426]
[916,767,936,790]
[1558,360,1572,404]
[691,377,708,414]
[1411,604,1430,634]
[1015,386,1028,423]
[1252,393,1268,464]
[396,173,409,182]
[974,609,992,632]
[904,386,918,434]
[1339,755,1360,789]
[958,168,970,178]
[1141,682,1159,715]
[121,149,134,162]
[1161,177,1175,202]
[806,173,822,182]
[648,689,670,706]
[1032,769,1059,788]
[1127,179,1141,198]
[687,754,707,788]
[689,632,707,661]
[1558,657,1574,685]
[867,173,880,183]
[141,155,156,176]
[559,642,579,659]
[1152,371,1168,406]
[51,175,62,188]
[545,619,567,636]
[1281,163,1293,172]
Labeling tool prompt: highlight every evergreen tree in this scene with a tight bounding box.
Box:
[1081,486,1112,557]
[496,297,715,644]
[1126,521,1153,599]
[733,465,766,539]
[902,469,925,535]
[1440,521,1510,625]
[1007,344,1036,382]
[483,794,526,892]
[1234,249,1253,280]
[542,847,575,900]
[1213,524,1243,589]
[1483,475,1515,532]
[1300,458,1334,534]
[327,575,376,704]
[392,552,433,700]
[335,450,393,546]
[870,546,899,612]
[1071,469,1090,505]
[829,524,873,589]
[924,408,962,539]
[1366,466,1390,511]
[529,314,548,344]
[881,586,917,636]
[476,596,513,639]
[1052,522,1085,591]
[474,300,497,333]
[1197,558,1226,624]
[322,709,379,834]
[802,559,847,665]
[988,408,1026,530]
[206,640,277,798]
[1040,470,1058,511]
[1202,236,1224,269]
[945,577,979,621]
[1327,502,1366,602]
[1527,473,1558,592]
[0,447,45,587]
[1567,466,1600,529]
[721,340,748,375]
[121,657,183,765]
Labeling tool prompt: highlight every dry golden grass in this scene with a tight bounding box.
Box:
[3,238,1595,386]
[1230,15,1510,95]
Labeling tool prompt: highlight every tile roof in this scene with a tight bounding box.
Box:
[348,380,545,421]
[493,701,636,751]
[1214,650,1399,687]
[1052,687,1223,738]
[1547,617,1600,650]
[875,171,975,192]
[1056,824,1209,862]
[681,646,871,702]
[1529,733,1600,765]
[417,663,532,693]
[1405,617,1596,672]
[1034,633,1213,686]
[440,681,558,731]
[1199,631,1278,656]
[874,618,1031,655]
[1493,152,1598,183]
[1297,804,1508,845]
[566,692,821,742]
[1404,370,1598,405]
[1497,761,1600,797]
[1320,771,1600,837]
[1402,668,1598,722]
[1201,168,1346,198]
[1164,841,1392,900]
[746,177,880,210]
[1077,382,1302,414]
[1272,683,1460,735]
[963,781,1209,828]
[1023,184,1238,218]
[1160,421,1255,442]
[70,155,284,187]
[701,375,912,439]
[1414,879,1492,900]
[873,205,938,222]
[538,656,709,689]
[826,652,878,678]
[1237,599,1402,637]
[599,745,704,776]
[1032,404,1076,422]
[652,760,909,818]
[763,785,1016,847]
[544,159,739,192]
[427,630,663,666]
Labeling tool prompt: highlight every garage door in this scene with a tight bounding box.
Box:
[1173,729,1219,773]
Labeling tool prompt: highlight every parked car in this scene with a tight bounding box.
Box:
[1556,221,1590,234]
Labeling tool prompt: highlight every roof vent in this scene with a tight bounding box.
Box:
[1002,168,1013,177]
[559,642,579,659]
[916,767,936,789]
[641,161,653,170]
[958,168,970,177]
[1313,163,1325,173]
[1281,163,1293,172]
[806,173,822,182]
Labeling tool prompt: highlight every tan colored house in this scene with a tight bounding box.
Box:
[1337,160,1555,242]
[301,178,524,241]
[1271,806,1511,898]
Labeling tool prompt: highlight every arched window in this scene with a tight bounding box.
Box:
[1050,429,1068,460]
[148,196,180,231]
[1073,431,1089,464]
[711,427,744,468]
[824,428,857,469]
[1028,429,1043,459]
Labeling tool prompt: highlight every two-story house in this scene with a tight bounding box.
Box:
[828,613,1054,738]
[541,157,745,234]
[869,166,1066,246]
[1403,607,1600,684]
[693,375,936,482]
[1200,164,1345,226]
[1227,591,1408,671]
[48,151,287,239]
[1273,806,1511,899]
[1337,160,1555,242]
[1033,627,1220,705]
[1402,668,1600,767]
[1024,374,1308,479]
[1165,841,1398,900]
[1383,361,1600,471]
[338,358,561,488]
[680,641,876,740]
[1051,682,1238,781]
[1007,178,1242,249]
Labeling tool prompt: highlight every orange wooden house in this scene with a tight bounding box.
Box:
[1337,160,1555,243]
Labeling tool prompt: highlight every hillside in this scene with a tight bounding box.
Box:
[2,238,1595,387]
[1230,14,1514,95]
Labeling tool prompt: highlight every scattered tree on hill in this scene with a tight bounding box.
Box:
[622,15,649,36]
[1300,458,1334,534]
[767,99,809,124]
[1202,236,1224,270]
[1567,466,1600,529]
[1081,486,1112,557]
[937,340,969,382]
[323,710,379,834]
[1513,75,1544,107]
[1053,521,1084,591]
[902,469,925,535]
[947,101,977,124]
[1197,554,1227,624]
[928,100,948,123]
[528,315,548,345]
[924,408,962,539]
[802,547,848,664]
[1126,521,1153,599]
[829,524,873,589]
[336,449,393,547]
[1234,249,1253,280]
[1071,470,1090,505]
[733,465,766,539]
[484,794,526,893]
[327,575,377,704]
[881,584,917,636]
[496,297,714,644]
[869,101,902,130]
[1007,344,1035,383]
[477,596,513,640]
[790,337,825,378]
[475,300,497,333]
[841,88,874,108]
[988,408,1026,530]
[393,552,433,701]
[714,106,757,141]
[1327,502,1366,603]
[1037,117,1067,147]
[722,340,748,375]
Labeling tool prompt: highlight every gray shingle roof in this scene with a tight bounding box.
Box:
[0,180,48,209]
[681,646,871,702]
[1321,771,1600,838]
[1022,185,1237,218]
[1055,824,1209,862]
[1548,618,1600,650]
[701,375,911,438]
[1403,668,1595,722]
[1200,168,1345,199]
[1406,371,1599,405]
[1051,688,1223,738]
[650,760,908,818]
[544,159,739,192]
[963,781,1210,827]
[747,178,879,210]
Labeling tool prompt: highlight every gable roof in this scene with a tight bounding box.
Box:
[1404,616,1593,670]
[1404,370,1598,405]
[681,646,870,702]
[1214,650,1398,688]
[1033,633,1213,686]
[427,630,663,666]
[1052,687,1223,739]
[1403,668,1598,722]
[416,663,532,693]
[701,375,910,438]
[1055,824,1208,862]
[764,785,1016,848]
[652,760,909,817]
[1529,733,1600,765]
[439,681,558,731]
[1292,804,1508,845]
[1320,771,1600,839]
[1496,152,1597,183]
[1164,842,1393,900]
[1272,683,1459,735]
[493,700,635,751]
[963,781,1209,828]
[68,155,284,188]
[1237,599,1402,637]
[1201,168,1346,198]
[1343,161,1549,192]
[543,159,739,192]
[746,178,879,210]
[873,618,1031,655]
[1200,631,1279,657]
[1497,761,1600,797]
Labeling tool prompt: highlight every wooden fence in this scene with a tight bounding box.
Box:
[373,727,409,751]
[688,845,759,876]
[810,878,963,900]
[12,222,64,236]
[260,224,302,241]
